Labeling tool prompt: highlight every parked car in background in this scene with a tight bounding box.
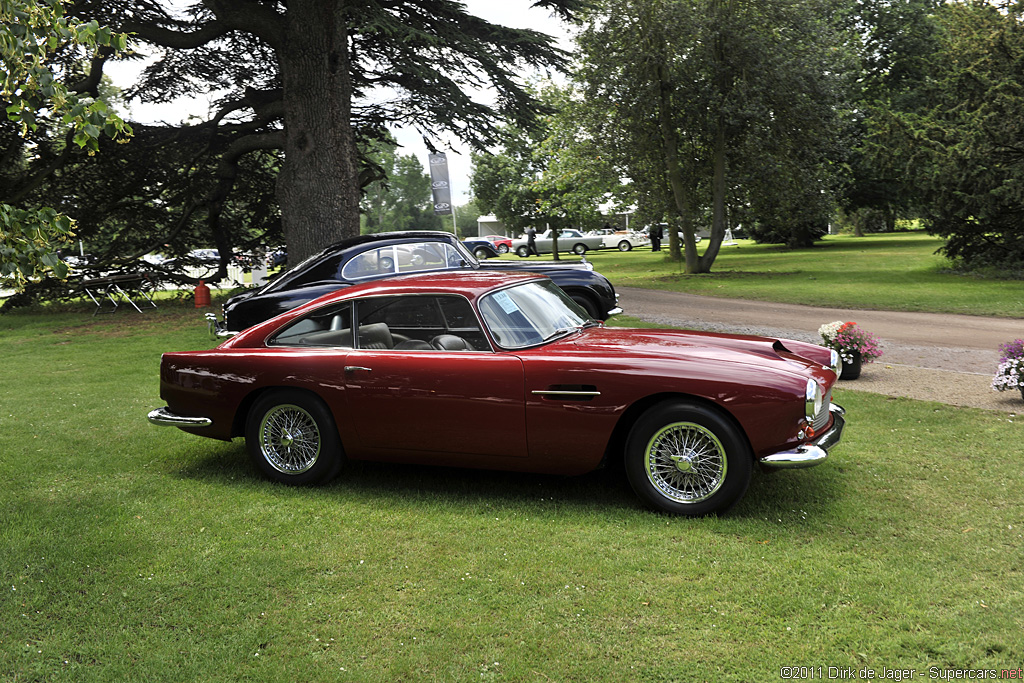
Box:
[599,230,651,252]
[511,229,606,257]
[482,234,512,253]
[150,270,845,516]
[462,238,500,260]
[209,231,621,335]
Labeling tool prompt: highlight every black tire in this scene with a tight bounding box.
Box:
[474,247,490,259]
[516,246,530,258]
[497,244,509,254]
[569,293,599,320]
[617,240,632,252]
[624,401,752,515]
[245,390,344,485]
[572,243,588,255]
[379,256,395,271]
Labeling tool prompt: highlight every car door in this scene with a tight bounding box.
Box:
[340,294,528,460]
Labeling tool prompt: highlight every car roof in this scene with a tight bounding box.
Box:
[317,270,546,304]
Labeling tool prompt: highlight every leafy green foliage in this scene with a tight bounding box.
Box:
[471,83,616,240]
[0,204,72,281]
[361,140,444,233]
[865,1,1024,273]
[575,0,854,268]
[0,0,131,288]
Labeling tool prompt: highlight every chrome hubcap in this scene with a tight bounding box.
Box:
[646,422,727,503]
[259,404,321,475]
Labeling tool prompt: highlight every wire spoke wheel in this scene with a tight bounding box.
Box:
[259,403,322,474]
[625,401,752,515]
[645,422,726,503]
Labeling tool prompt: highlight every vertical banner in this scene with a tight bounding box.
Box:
[428,153,453,216]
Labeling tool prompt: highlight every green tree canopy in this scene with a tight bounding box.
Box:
[82,0,592,266]
[361,139,444,234]
[865,0,1024,272]
[1,0,131,288]
[471,82,616,258]
[575,0,854,269]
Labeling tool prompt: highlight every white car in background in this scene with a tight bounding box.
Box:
[599,230,651,252]
[511,229,606,257]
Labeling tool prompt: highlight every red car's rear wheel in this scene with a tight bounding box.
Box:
[245,390,344,485]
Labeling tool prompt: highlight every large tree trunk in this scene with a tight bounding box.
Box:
[276,0,361,264]
[656,65,699,272]
[699,113,727,272]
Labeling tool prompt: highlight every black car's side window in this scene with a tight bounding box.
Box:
[340,242,464,281]
[287,254,346,286]
[268,302,354,348]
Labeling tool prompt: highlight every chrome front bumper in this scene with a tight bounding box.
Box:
[759,404,845,469]
[205,312,235,339]
[147,407,213,428]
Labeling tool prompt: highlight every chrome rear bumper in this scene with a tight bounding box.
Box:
[759,404,845,469]
[147,407,213,428]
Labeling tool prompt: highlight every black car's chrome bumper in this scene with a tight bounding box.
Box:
[205,312,234,339]
[759,404,845,469]
[148,407,213,428]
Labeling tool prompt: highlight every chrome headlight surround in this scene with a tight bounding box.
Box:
[829,348,843,377]
[805,379,823,422]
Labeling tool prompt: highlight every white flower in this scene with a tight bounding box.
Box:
[992,358,1024,392]
[818,320,844,344]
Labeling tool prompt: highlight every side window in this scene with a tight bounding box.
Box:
[287,254,344,286]
[340,242,465,281]
[268,303,353,347]
[348,294,489,352]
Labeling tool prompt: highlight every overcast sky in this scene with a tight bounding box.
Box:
[107,1,574,211]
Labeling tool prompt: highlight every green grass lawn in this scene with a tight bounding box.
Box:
[1,304,1021,681]
[493,232,1024,318]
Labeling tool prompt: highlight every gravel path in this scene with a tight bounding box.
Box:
[617,286,1024,414]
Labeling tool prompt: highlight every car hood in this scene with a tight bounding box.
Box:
[552,326,834,382]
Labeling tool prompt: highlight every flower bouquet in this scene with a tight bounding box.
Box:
[819,321,883,380]
[992,339,1024,400]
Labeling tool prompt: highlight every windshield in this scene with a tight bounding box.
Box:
[478,280,589,349]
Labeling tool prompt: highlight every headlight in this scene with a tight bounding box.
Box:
[829,349,843,377]
[805,379,823,422]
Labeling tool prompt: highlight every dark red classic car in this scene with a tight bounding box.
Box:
[149,271,845,515]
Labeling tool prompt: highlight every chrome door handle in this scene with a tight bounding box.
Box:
[344,366,372,373]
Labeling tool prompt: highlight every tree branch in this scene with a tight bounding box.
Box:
[122,18,233,49]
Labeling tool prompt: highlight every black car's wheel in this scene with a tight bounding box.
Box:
[618,240,632,252]
[497,244,509,254]
[474,247,490,259]
[625,401,752,515]
[569,293,599,320]
[245,390,344,485]
[516,246,530,257]
[572,243,588,255]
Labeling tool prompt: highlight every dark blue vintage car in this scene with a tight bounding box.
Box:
[210,231,621,335]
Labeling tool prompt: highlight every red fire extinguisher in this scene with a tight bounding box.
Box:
[194,280,211,308]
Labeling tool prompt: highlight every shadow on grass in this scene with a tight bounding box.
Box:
[171,440,842,521]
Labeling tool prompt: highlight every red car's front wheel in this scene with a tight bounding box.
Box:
[625,401,752,515]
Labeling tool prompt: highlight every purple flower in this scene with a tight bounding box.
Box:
[998,339,1024,362]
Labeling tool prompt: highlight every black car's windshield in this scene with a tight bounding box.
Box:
[478,280,589,349]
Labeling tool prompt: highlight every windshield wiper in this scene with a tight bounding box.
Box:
[543,321,596,342]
